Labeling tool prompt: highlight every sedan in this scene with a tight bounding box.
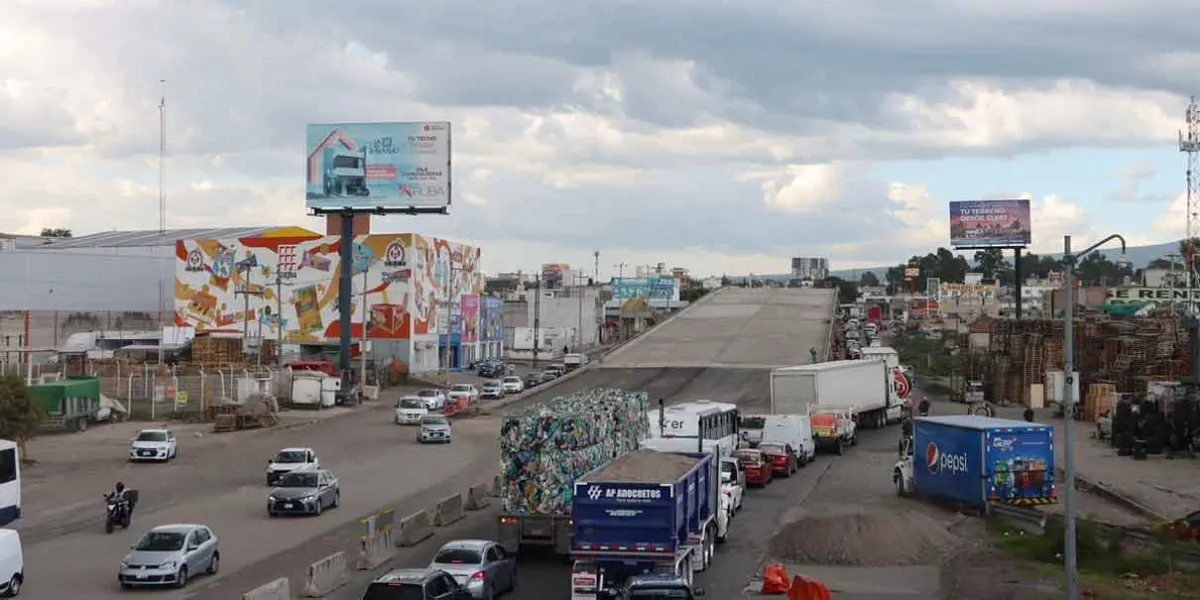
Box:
[758,442,798,477]
[415,389,448,410]
[419,415,452,444]
[428,540,517,599]
[500,376,524,394]
[119,524,219,589]
[733,449,773,487]
[267,469,340,516]
[448,383,480,406]
[129,428,177,463]
[480,380,505,399]
[523,372,542,389]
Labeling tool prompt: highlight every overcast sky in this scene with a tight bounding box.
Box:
[1,0,1197,277]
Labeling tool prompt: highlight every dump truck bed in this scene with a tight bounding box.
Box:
[583,449,701,482]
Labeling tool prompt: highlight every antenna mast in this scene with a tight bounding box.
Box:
[1180,96,1200,314]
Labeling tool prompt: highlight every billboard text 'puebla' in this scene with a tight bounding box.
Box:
[948,199,1031,248]
[305,121,451,212]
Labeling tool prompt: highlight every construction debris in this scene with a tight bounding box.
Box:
[211,392,280,432]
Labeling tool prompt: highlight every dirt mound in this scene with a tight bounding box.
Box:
[768,509,961,566]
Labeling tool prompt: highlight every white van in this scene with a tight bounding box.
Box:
[744,414,816,465]
[0,529,23,595]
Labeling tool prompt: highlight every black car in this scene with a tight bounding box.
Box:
[476,360,505,377]
[523,372,541,388]
[362,568,471,599]
[267,469,340,516]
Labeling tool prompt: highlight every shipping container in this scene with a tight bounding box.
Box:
[911,415,1056,507]
[770,360,898,428]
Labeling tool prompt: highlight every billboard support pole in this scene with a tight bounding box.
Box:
[338,210,355,376]
[1014,247,1023,320]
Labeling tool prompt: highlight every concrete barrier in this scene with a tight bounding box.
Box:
[395,508,435,547]
[300,551,349,597]
[242,577,290,600]
[357,528,395,570]
[466,483,491,510]
[434,492,465,526]
[490,475,502,497]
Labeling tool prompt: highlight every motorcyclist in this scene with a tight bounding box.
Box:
[917,397,931,417]
[107,482,133,524]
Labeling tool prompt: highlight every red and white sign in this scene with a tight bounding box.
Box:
[277,245,299,279]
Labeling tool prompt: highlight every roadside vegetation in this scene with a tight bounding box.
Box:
[891,332,954,395]
[988,517,1200,599]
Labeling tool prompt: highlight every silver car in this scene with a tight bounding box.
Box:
[118,524,219,589]
[428,540,517,599]
[267,469,340,516]
[419,415,452,444]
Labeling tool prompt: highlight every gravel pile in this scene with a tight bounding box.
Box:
[586,449,700,482]
[767,509,961,566]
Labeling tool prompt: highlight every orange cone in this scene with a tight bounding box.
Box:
[787,575,831,600]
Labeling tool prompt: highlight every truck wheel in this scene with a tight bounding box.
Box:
[76,417,88,432]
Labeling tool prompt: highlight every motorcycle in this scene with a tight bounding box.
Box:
[104,490,138,534]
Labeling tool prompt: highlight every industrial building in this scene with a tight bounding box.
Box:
[791,257,829,284]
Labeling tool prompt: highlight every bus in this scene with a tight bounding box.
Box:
[645,400,741,455]
[0,440,19,526]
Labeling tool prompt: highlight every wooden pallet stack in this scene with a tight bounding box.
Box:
[1083,383,1117,421]
[191,335,278,366]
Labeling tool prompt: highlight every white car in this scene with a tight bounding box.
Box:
[129,428,177,462]
[395,397,429,425]
[266,447,319,486]
[500,376,524,394]
[447,384,479,405]
[415,389,448,410]
[720,457,745,514]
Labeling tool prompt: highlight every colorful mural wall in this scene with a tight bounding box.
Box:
[407,234,484,337]
[482,296,503,341]
[174,228,483,344]
[461,295,479,342]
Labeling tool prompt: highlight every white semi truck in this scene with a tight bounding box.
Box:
[770,360,902,429]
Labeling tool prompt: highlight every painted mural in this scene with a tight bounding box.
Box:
[482,296,503,341]
[409,233,484,337]
[174,228,483,343]
[461,295,479,342]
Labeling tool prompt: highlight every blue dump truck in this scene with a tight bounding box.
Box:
[894,415,1057,507]
[568,449,719,600]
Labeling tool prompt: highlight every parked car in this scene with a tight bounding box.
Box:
[523,372,542,389]
[500,376,524,394]
[447,384,479,406]
[266,447,320,486]
[362,568,472,599]
[757,441,799,477]
[732,448,772,487]
[267,469,340,516]
[415,389,448,411]
[428,540,518,598]
[395,397,429,425]
[418,415,452,444]
[129,428,177,463]
[118,524,219,589]
[480,380,505,399]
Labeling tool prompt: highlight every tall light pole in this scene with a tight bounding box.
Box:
[1061,232,1126,600]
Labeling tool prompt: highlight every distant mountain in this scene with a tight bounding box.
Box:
[731,240,1182,284]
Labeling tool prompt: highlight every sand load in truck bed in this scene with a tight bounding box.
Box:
[499,388,650,514]
[584,449,701,483]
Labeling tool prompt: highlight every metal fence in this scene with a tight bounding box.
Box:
[91,365,293,421]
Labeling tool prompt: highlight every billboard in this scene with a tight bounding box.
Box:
[542,263,569,286]
[949,200,1031,248]
[612,277,677,301]
[306,121,451,212]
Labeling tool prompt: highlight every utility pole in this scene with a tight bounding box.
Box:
[273,272,291,367]
[532,275,541,369]
[575,273,585,351]
[614,262,627,280]
[359,268,369,393]
[157,79,167,366]
[234,266,264,364]
[593,250,601,282]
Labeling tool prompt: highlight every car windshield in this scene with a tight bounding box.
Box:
[361,582,424,600]
[398,399,425,409]
[629,589,693,599]
[433,549,482,564]
[451,385,472,392]
[759,443,786,455]
[721,462,736,479]
[135,531,186,552]
[273,450,307,463]
[277,472,318,487]
[739,416,766,429]
[136,431,167,442]
[734,452,761,465]
[483,382,501,388]
[417,390,439,397]
[422,416,448,426]
[503,377,520,383]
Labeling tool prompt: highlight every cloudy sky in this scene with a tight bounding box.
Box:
[2,0,1197,277]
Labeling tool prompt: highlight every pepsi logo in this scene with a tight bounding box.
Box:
[925,443,940,472]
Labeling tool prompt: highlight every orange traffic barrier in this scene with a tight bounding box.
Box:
[761,562,790,594]
[787,575,831,600]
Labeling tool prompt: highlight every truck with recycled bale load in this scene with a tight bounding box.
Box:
[497,389,650,555]
[568,448,719,599]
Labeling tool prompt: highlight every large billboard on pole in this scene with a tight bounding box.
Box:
[949,199,1031,248]
[306,121,451,212]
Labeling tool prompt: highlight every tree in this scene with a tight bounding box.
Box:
[0,375,45,463]
[973,248,1006,281]
[39,228,71,238]
[859,271,880,287]
[820,276,859,304]
[680,286,709,303]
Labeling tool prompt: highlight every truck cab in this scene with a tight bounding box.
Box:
[601,574,705,599]
[893,435,915,497]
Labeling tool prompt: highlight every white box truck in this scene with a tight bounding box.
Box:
[770,360,900,430]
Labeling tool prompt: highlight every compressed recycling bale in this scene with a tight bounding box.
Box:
[500,389,649,514]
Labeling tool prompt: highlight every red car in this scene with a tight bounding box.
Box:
[758,442,798,477]
[733,449,772,487]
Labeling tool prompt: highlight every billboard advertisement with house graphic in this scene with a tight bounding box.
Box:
[305,122,452,211]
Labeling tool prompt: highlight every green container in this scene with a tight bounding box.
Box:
[29,376,101,416]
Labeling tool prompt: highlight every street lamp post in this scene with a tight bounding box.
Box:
[1060,233,1126,600]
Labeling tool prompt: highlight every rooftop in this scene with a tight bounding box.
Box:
[38,227,284,249]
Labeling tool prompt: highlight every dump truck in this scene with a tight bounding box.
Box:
[29,376,102,432]
[894,415,1056,507]
[568,448,721,599]
[770,360,901,429]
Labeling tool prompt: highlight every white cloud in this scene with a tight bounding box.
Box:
[761,164,842,213]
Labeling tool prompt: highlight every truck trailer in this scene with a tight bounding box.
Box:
[569,449,720,600]
[894,415,1057,507]
[770,360,900,429]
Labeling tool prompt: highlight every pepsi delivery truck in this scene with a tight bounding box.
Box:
[568,449,719,600]
[895,415,1057,507]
